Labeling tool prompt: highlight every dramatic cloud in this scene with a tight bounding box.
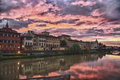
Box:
[114,27,120,32]
[0,0,120,46]
[98,0,120,20]
[0,18,31,29]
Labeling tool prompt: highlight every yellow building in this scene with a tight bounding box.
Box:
[21,31,60,52]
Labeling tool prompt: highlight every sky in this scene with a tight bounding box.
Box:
[0,0,120,46]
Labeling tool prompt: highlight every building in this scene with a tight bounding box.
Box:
[21,31,34,51]
[45,35,60,51]
[59,35,99,50]
[0,22,21,53]
[21,31,60,52]
[21,30,101,52]
[68,40,99,50]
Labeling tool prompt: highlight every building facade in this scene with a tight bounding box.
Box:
[21,31,60,52]
[0,23,21,53]
[59,35,99,50]
[21,31,101,52]
[21,31,34,52]
[45,35,60,51]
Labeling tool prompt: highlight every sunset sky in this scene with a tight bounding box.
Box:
[0,0,120,46]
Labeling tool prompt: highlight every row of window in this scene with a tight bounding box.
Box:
[31,43,59,47]
[39,40,46,42]
[39,43,45,47]
[47,38,59,40]
[0,40,20,43]
[0,45,20,48]
[25,42,32,46]
[0,33,19,37]
[46,44,59,48]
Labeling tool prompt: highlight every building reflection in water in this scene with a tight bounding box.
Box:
[0,53,110,80]
[0,60,20,80]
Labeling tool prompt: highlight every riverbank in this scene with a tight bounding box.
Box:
[0,49,107,61]
[18,75,70,80]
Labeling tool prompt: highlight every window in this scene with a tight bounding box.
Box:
[7,34,8,37]
[2,40,4,43]
[10,40,12,43]
[12,40,14,43]
[10,34,12,37]
[6,45,8,48]
[2,45,4,48]
[6,40,8,43]
[2,33,5,36]
[26,37,32,40]
[26,42,27,45]
[0,40,2,42]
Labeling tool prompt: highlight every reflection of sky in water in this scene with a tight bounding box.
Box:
[18,55,120,80]
[47,55,120,80]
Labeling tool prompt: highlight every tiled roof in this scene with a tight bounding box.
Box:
[0,27,19,33]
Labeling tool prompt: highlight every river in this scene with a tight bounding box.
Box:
[0,53,120,80]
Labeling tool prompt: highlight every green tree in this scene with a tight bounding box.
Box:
[60,40,67,47]
[98,43,106,50]
[65,44,82,54]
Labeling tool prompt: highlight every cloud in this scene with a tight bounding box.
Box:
[36,24,47,27]
[0,0,25,13]
[75,22,85,26]
[86,28,104,33]
[0,18,31,29]
[0,0,120,46]
[52,28,77,33]
[75,21,98,26]
[98,0,120,20]
[60,4,99,16]
[44,0,100,16]
[30,19,79,25]
[0,0,46,15]
[114,27,120,32]
[54,19,79,24]
[102,41,120,46]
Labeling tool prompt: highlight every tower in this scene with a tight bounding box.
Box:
[5,21,9,28]
[95,39,98,43]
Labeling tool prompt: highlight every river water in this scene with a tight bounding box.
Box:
[0,53,120,80]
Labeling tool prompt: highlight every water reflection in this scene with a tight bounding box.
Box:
[1,53,120,80]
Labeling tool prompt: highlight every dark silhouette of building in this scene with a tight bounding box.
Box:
[0,22,21,53]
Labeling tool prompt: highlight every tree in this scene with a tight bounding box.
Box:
[60,40,67,47]
[98,43,106,50]
[65,44,82,54]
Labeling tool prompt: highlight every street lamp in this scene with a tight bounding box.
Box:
[22,45,25,48]
[17,50,21,54]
